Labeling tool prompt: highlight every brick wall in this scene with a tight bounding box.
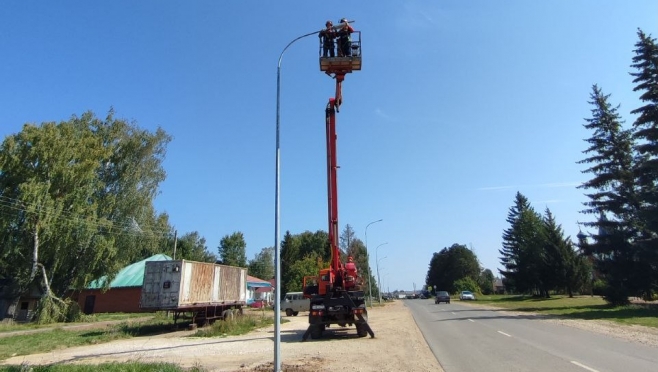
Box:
[74,287,148,314]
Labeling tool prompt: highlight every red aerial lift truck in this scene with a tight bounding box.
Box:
[301,29,373,341]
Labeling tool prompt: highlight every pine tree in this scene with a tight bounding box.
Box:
[541,209,588,297]
[499,192,544,294]
[630,29,658,299]
[541,208,569,295]
[577,85,638,305]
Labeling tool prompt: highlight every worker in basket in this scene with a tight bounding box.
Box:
[336,18,354,57]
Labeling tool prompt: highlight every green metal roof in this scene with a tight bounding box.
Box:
[87,253,172,289]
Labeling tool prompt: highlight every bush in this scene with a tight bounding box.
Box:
[603,285,631,306]
[34,296,83,324]
[592,279,606,296]
[453,277,481,295]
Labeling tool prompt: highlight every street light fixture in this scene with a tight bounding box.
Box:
[364,219,383,308]
[274,29,320,372]
[375,242,388,304]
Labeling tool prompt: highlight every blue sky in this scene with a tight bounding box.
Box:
[1,1,656,292]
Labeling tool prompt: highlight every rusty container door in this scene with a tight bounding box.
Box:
[215,264,247,303]
[140,260,183,309]
[180,261,215,305]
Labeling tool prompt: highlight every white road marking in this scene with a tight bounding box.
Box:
[497,331,511,337]
[570,361,600,372]
[451,312,456,315]
[468,319,474,322]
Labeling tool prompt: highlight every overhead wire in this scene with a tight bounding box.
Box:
[0,194,173,238]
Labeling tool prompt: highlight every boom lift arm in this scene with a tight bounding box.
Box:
[301,28,372,341]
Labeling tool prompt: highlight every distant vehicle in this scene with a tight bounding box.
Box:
[435,291,451,304]
[249,299,267,308]
[280,292,309,316]
[459,291,476,301]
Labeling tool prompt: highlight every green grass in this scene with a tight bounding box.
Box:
[0,312,154,333]
[0,311,280,362]
[0,328,130,360]
[193,312,277,338]
[469,294,658,328]
[0,362,204,372]
[0,315,181,361]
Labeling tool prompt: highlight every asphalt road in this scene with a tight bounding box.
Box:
[405,299,658,372]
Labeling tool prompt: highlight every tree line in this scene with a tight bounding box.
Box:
[498,29,658,304]
[427,29,658,304]
[0,108,373,320]
[498,193,590,298]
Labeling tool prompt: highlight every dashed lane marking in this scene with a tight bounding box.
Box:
[497,331,511,337]
[570,361,600,372]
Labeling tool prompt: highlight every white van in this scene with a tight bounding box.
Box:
[281,292,309,316]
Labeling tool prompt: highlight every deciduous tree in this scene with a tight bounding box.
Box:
[426,243,480,294]
[0,110,171,320]
[248,247,274,280]
[218,231,247,267]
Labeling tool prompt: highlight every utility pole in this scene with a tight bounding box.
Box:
[173,230,178,260]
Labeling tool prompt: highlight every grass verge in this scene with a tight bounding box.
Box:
[0,311,280,362]
[469,295,658,328]
[0,312,154,333]
[193,312,278,338]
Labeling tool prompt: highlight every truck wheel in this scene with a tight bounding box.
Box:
[310,324,324,339]
[285,308,293,317]
[356,323,368,337]
[292,311,299,316]
[222,309,234,321]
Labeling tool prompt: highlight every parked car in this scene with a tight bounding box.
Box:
[459,291,476,300]
[249,299,267,308]
[435,291,451,304]
[280,292,309,316]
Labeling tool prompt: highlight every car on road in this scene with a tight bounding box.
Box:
[459,291,476,300]
[435,291,451,304]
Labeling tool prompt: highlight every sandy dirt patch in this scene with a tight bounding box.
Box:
[3,301,443,372]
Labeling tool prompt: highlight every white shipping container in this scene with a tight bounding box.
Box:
[140,260,247,310]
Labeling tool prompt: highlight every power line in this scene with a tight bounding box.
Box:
[0,194,173,238]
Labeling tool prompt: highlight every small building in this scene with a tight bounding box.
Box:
[0,279,44,322]
[247,275,273,304]
[494,278,505,294]
[69,254,172,314]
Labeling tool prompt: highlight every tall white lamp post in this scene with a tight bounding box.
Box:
[274,29,320,372]
[364,219,382,307]
[375,242,388,303]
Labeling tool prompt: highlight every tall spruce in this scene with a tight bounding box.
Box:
[541,208,570,296]
[577,85,637,305]
[541,208,588,297]
[499,192,544,294]
[630,29,658,298]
